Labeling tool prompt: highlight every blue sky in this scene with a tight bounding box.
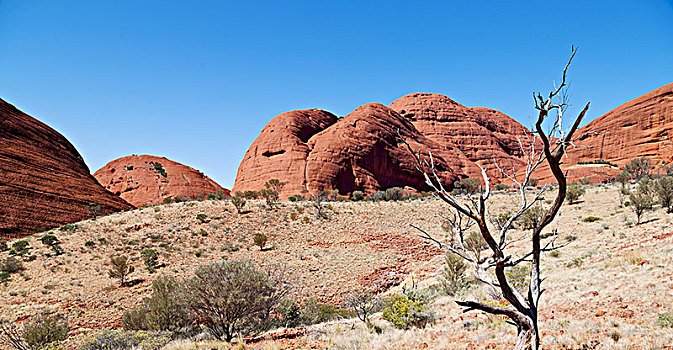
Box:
[1,1,672,188]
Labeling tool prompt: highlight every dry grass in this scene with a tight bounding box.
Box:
[2,184,673,349]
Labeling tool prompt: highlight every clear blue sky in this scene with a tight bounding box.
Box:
[1,1,672,188]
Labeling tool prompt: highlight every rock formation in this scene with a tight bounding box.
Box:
[94,155,229,207]
[532,83,673,183]
[0,98,133,239]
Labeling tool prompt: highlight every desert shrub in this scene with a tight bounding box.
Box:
[195,214,208,223]
[231,192,247,214]
[464,231,489,260]
[206,193,217,200]
[492,211,513,230]
[59,224,78,232]
[1,257,24,274]
[624,157,652,181]
[144,276,189,331]
[265,179,286,193]
[369,191,386,201]
[298,298,354,325]
[0,241,7,252]
[84,241,95,248]
[440,253,471,296]
[23,314,69,350]
[582,216,602,223]
[181,260,282,341]
[259,189,279,209]
[310,191,332,219]
[629,189,654,224]
[385,187,405,201]
[655,176,673,213]
[141,249,159,273]
[121,309,148,330]
[505,264,531,295]
[11,240,30,256]
[528,178,540,187]
[0,271,10,283]
[382,294,434,329]
[243,190,259,199]
[40,235,63,255]
[275,299,301,328]
[346,292,381,328]
[253,233,268,250]
[657,312,673,328]
[452,178,481,195]
[494,183,510,191]
[579,178,591,185]
[566,184,585,204]
[79,330,171,350]
[518,205,546,230]
[614,170,630,185]
[351,191,364,201]
[288,196,297,202]
[109,255,134,286]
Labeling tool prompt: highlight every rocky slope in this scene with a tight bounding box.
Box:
[94,155,229,207]
[0,98,133,239]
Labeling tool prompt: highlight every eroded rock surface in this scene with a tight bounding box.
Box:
[94,155,229,206]
[0,98,133,238]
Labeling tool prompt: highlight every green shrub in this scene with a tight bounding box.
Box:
[624,157,652,181]
[346,292,381,328]
[385,187,405,201]
[253,233,268,250]
[206,193,217,200]
[494,183,510,191]
[231,192,247,214]
[464,231,489,260]
[298,298,354,325]
[243,190,259,199]
[144,276,189,331]
[369,191,386,201]
[276,299,301,328]
[195,213,208,223]
[259,189,279,209]
[288,196,297,202]
[518,205,546,230]
[528,178,540,187]
[452,178,480,195]
[141,249,159,273]
[655,176,673,213]
[351,191,364,201]
[505,264,530,295]
[566,184,585,204]
[1,257,24,274]
[11,240,30,256]
[0,271,10,283]
[23,314,69,350]
[440,253,470,296]
[579,178,591,185]
[79,330,171,350]
[582,216,601,223]
[84,241,95,248]
[382,294,434,329]
[59,224,79,232]
[121,308,148,330]
[181,260,283,341]
[109,255,134,286]
[629,189,654,224]
[657,312,673,328]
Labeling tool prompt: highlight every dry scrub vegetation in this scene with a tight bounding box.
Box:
[1,183,673,349]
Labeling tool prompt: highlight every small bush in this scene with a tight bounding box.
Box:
[566,184,585,204]
[452,178,481,196]
[260,189,279,209]
[206,193,217,200]
[109,255,134,286]
[1,257,24,274]
[0,241,7,252]
[369,191,386,201]
[579,178,591,185]
[299,298,354,325]
[23,314,69,350]
[59,224,78,232]
[11,240,30,256]
[528,178,540,187]
[440,253,470,296]
[494,183,510,191]
[276,299,301,328]
[629,189,654,224]
[657,312,673,328]
[288,196,297,202]
[582,216,602,223]
[346,292,381,328]
[254,233,268,250]
[518,205,546,230]
[84,241,95,248]
[464,231,488,260]
[141,249,159,273]
[144,276,189,331]
[231,192,247,214]
[385,187,405,201]
[243,190,259,199]
[195,214,208,223]
[624,157,652,181]
[121,308,148,330]
[79,330,172,350]
[655,176,673,213]
[505,264,530,295]
[382,294,434,329]
[351,191,364,201]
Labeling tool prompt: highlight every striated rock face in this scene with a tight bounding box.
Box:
[0,98,133,239]
[532,83,673,183]
[94,155,229,207]
[390,93,533,180]
[233,109,339,196]
[234,103,465,198]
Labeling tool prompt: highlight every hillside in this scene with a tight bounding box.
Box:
[1,184,672,349]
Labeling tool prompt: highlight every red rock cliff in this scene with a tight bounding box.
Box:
[0,98,134,239]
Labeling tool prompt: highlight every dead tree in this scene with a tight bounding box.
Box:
[401,47,590,350]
